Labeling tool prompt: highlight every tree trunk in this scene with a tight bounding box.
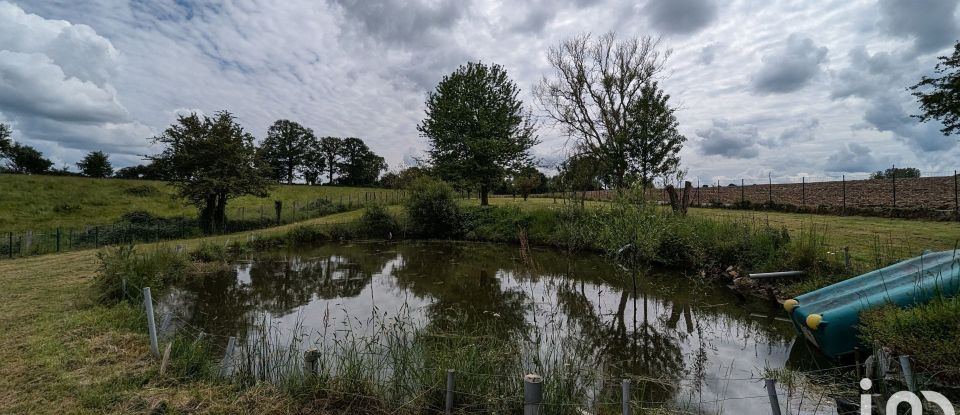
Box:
[681,181,692,214]
[666,185,680,212]
[212,192,227,233]
[199,193,217,234]
[480,184,489,206]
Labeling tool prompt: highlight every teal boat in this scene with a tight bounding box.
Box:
[784,250,960,359]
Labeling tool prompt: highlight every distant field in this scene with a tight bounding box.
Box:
[485,196,960,265]
[0,174,398,232]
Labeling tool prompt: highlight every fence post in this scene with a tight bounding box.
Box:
[621,379,632,415]
[274,200,282,225]
[523,373,543,415]
[696,178,700,206]
[899,355,916,392]
[56,228,61,252]
[955,170,958,215]
[891,164,896,208]
[801,176,805,206]
[741,178,745,205]
[842,175,846,215]
[844,246,850,270]
[768,173,773,206]
[764,378,782,415]
[94,226,99,248]
[445,369,455,415]
[142,287,160,357]
[220,336,237,378]
[7,232,11,259]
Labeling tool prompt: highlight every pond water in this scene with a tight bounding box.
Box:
[159,241,840,414]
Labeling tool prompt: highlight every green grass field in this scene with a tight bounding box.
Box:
[0,174,399,232]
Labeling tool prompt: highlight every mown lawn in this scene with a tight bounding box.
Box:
[0,174,398,232]
[0,210,366,414]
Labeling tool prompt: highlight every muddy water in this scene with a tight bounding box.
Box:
[160,241,838,414]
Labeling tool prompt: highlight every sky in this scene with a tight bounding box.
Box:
[2,0,959,184]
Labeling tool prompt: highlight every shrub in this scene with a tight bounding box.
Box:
[285,225,331,245]
[94,245,189,304]
[190,241,230,262]
[404,177,461,238]
[359,204,401,238]
[123,185,160,197]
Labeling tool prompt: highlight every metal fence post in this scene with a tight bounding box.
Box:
[621,379,632,415]
[801,176,805,206]
[842,175,846,215]
[445,369,455,414]
[523,373,543,415]
[764,378,782,415]
[142,287,159,357]
[892,164,897,208]
[220,336,237,378]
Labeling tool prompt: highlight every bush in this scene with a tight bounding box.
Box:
[94,245,189,304]
[123,185,160,197]
[861,296,960,379]
[359,204,401,238]
[404,177,461,238]
[190,241,230,262]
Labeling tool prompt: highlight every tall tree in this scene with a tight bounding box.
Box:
[0,123,11,155]
[419,62,538,205]
[623,81,686,187]
[336,137,386,186]
[911,41,960,136]
[534,32,671,189]
[3,143,53,174]
[150,111,272,233]
[76,151,113,178]
[259,119,314,183]
[318,136,343,184]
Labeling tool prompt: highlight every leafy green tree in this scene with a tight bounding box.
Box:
[911,41,960,136]
[622,81,686,187]
[0,123,11,155]
[871,167,921,180]
[259,119,314,183]
[317,136,343,184]
[150,111,272,233]
[419,62,538,205]
[76,151,113,178]
[514,166,545,200]
[4,143,53,174]
[114,162,167,180]
[380,166,430,189]
[336,137,386,186]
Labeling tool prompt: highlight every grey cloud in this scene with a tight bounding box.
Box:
[830,47,906,100]
[696,119,762,158]
[752,33,828,94]
[697,42,720,65]
[775,118,819,144]
[878,0,959,54]
[861,96,957,152]
[644,0,718,35]
[823,143,888,173]
[331,0,466,46]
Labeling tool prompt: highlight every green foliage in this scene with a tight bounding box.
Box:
[403,177,461,238]
[123,184,160,197]
[911,41,960,136]
[150,111,273,233]
[0,123,11,155]
[861,296,960,378]
[336,137,386,187]
[76,151,113,178]
[622,81,686,187]
[93,245,189,304]
[113,162,166,180]
[870,166,921,180]
[3,142,53,174]
[379,166,429,189]
[359,204,401,238]
[190,241,230,262]
[419,61,538,205]
[259,119,315,183]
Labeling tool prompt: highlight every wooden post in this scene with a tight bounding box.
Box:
[844,246,850,270]
[764,378,782,415]
[621,379,632,415]
[741,178,745,205]
[445,369,455,414]
[768,173,773,206]
[523,373,543,415]
[142,287,159,357]
[801,176,805,206]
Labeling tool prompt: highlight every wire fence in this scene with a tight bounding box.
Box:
[0,190,408,260]
[535,170,960,220]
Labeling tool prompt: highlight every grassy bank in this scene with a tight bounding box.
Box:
[0,173,399,232]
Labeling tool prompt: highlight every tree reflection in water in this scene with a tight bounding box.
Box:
[160,241,820,413]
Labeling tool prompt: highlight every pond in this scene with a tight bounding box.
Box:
[158,241,841,414]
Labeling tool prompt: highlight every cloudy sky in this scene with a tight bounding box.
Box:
[2,0,959,183]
